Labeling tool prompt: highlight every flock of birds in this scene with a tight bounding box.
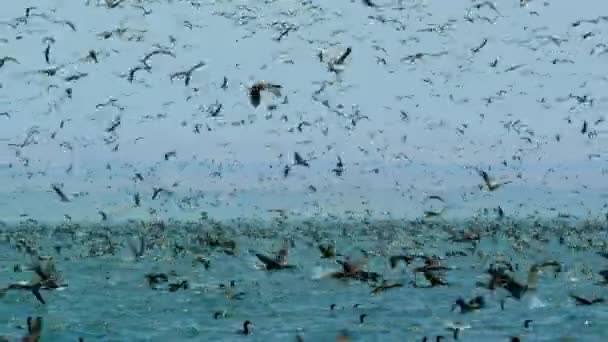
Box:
[2,214,608,341]
[0,0,606,221]
[1,0,608,340]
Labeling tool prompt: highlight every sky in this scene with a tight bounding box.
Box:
[1,0,607,222]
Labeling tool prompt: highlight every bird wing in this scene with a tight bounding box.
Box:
[266,84,282,97]
[570,294,592,305]
[31,285,45,305]
[256,253,280,269]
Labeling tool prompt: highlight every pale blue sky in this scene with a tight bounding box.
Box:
[1,0,607,222]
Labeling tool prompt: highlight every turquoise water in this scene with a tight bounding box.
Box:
[2,217,608,341]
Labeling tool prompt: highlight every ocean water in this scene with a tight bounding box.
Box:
[2,217,608,341]
[2,0,608,341]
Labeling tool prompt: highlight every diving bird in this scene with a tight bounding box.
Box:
[255,242,295,270]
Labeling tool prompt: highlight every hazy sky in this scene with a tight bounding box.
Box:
[1,0,607,222]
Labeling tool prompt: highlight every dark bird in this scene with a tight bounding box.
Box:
[319,243,337,258]
[213,311,227,319]
[31,284,45,304]
[127,65,151,82]
[362,0,377,7]
[471,38,488,53]
[294,152,309,167]
[238,320,252,335]
[389,255,414,268]
[141,49,176,69]
[446,325,465,340]
[332,156,344,176]
[248,81,282,108]
[64,72,88,82]
[452,296,485,313]
[31,257,65,289]
[144,273,169,289]
[44,44,51,64]
[423,209,444,218]
[0,56,19,68]
[296,121,311,132]
[570,294,604,305]
[255,243,295,270]
[133,193,141,207]
[223,287,245,301]
[2,257,65,304]
[36,65,63,77]
[420,269,449,287]
[480,261,560,299]
[106,116,121,133]
[168,280,188,292]
[164,151,177,161]
[51,184,70,202]
[133,173,144,182]
[581,120,588,134]
[329,47,352,73]
[371,280,403,294]
[411,257,451,287]
[3,282,45,304]
[359,314,367,324]
[87,50,98,63]
[25,6,37,17]
[152,187,166,200]
[106,0,127,8]
[497,206,504,218]
[598,270,608,285]
[23,316,42,342]
[169,61,205,86]
[450,231,480,243]
[336,257,362,275]
[192,255,210,269]
[427,195,445,202]
[324,257,381,282]
[254,253,290,270]
[477,169,511,191]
